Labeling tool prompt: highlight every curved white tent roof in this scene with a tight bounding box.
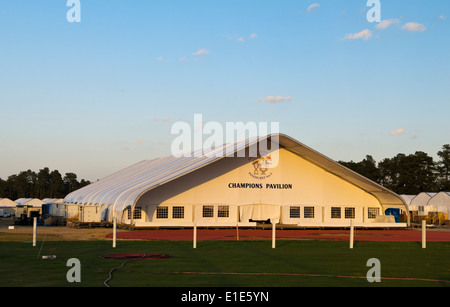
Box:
[15,198,44,207]
[399,195,416,208]
[64,134,408,223]
[0,198,17,207]
[409,192,437,211]
[427,192,450,215]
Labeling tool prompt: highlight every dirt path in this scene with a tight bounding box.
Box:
[0,225,123,241]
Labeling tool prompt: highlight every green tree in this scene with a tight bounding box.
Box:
[36,167,51,199]
[437,144,450,190]
[49,170,65,198]
[64,172,79,194]
[0,178,6,197]
[378,152,437,194]
[339,155,381,183]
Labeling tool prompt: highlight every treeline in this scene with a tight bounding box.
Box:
[0,167,91,200]
[339,144,450,195]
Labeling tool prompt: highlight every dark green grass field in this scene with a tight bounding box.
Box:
[0,240,449,288]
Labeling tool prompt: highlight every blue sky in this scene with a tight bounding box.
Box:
[0,0,449,181]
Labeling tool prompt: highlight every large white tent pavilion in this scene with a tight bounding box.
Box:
[63,134,409,228]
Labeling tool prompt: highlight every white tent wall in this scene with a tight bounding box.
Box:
[80,205,102,223]
[0,198,18,215]
[65,204,80,219]
[410,192,437,215]
[427,192,450,216]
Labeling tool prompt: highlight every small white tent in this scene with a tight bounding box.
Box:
[410,192,436,215]
[0,198,17,215]
[15,198,44,208]
[427,192,450,216]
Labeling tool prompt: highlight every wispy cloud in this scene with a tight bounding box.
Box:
[192,49,210,56]
[343,29,372,41]
[228,34,258,42]
[157,57,164,62]
[376,19,400,30]
[307,3,320,14]
[390,128,405,136]
[258,96,295,104]
[402,22,426,32]
[439,14,447,20]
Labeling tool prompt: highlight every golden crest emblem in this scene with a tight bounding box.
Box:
[252,155,272,175]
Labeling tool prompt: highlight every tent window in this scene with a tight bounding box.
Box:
[134,207,142,220]
[218,206,229,218]
[289,206,300,218]
[172,206,184,219]
[368,207,379,219]
[156,206,168,219]
[203,205,214,218]
[304,207,314,218]
[331,207,341,219]
[128,207,142,220]
[345,207,355,219]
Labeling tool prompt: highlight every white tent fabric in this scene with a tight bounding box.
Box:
[240,205,281,223]
[427,192,450,215]
[0,198,17,207]
[399,195,416,207]
[63,134,408,224]
[410,192,437,212]
[14,198,44,207]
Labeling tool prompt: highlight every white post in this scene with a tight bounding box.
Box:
[422,219,426,249]
[33,217,37,247]
[272,222,276,249]
[193,224,197,249]
[113,217,117,248]
[349,219,354,249]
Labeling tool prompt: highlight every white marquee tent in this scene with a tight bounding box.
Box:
[0,198,17,215]
[0,198,17,207]
[409,192,437,215]
[15,198,45,207]
[427,192,450,215]
[63,134,408,227]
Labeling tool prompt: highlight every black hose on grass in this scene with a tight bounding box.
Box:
[103,255,147,287]
[102,254,170,287]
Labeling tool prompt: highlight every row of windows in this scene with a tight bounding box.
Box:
[289,206,380,219]
[289,206,315,218]
[202,205,230,218]
[155,205,231,219]
[156,206,185,219]
[128,205,381,220]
